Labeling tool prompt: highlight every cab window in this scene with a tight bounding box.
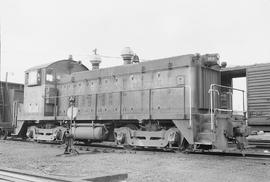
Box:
[26,69,41,86]
[46,69,54,83]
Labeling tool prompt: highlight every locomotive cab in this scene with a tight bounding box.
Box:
[14,57,88,139]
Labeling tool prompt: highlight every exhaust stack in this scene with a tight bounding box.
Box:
[90,49,102,70]
[121,47,134,65]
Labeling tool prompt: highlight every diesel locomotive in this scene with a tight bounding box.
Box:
[3,48,250,151]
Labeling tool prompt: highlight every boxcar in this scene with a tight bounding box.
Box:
[0,81,24,139]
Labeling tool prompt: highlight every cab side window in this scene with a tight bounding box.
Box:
[26,69,41,86]
[46,69,54,83]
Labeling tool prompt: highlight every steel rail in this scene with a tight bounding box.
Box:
[187,150,270,160]
[4,138,270,160]
[0,168,128,182]
[60,141,270,159]
[0,168,71,182]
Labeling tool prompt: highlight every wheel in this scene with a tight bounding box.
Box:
[26,126,38,140]
[26,128,34,139]
[166,127,181,144]
[0,129,8,140]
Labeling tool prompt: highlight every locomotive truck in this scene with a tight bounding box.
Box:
[1,48,250,151]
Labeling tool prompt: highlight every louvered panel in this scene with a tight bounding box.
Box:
[199,67,220,109]
[248,85,270,90]
[248,94,270,98]
[247,65,270,119]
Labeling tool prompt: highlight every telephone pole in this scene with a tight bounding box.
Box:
[0,23,1,82]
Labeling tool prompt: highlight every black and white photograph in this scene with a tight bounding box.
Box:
[0,0,270,181]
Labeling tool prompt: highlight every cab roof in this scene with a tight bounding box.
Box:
[25,59,88,73]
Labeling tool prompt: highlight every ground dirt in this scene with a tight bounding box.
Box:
[0,140,270,182]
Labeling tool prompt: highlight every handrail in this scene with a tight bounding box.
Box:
[184,85,192,128]
[210,84,245,92]
[209,84,245,131]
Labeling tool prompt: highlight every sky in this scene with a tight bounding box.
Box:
[0,0,270,84]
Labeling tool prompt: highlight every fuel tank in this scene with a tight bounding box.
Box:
[71,123,108,141]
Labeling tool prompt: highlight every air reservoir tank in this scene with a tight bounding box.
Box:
[71,123,108,141]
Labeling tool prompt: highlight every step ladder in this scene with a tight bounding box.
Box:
[195,114,215,145]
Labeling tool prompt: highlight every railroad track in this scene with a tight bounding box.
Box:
[3,137,270,159]
[0,168,76,182]
[186,150,270,160]
[4,137,175,154]
[0,168,128,182]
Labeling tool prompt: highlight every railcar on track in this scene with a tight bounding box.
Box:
[0,82,24,139]
[1,48,251,151]
[222,63,270,132]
